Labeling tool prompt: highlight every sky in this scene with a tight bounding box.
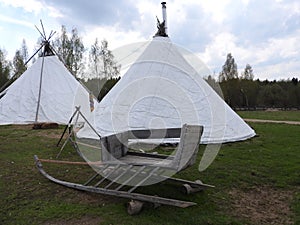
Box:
[0,0,299,80]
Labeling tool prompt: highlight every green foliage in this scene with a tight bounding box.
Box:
[69,28,85,77]
[241,64,254,80]
[219,78,241,107]
[89,38,101,79]
[218,78,300,109]
[20,39,29,63]
[0,48,11,88]
[12,50,27,78]
[219,53,238,81]
[53,25,69,61]
[52,25,85,78]
[81,76,120,101]
[215,53,300,109]
[0,40,28,93]
[84,38,121,100]
[257,83,287,108]
[205,75,223,97]
[240,78,259,107]
[97,77,120,101]
[88,38,120,80]
[100,39,121,78]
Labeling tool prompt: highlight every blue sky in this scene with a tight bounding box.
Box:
[0,0,299,80]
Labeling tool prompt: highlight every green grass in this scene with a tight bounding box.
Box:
[0,119,299,224]
[237,110,300,121]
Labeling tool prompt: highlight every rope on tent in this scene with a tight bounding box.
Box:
[37,158,103,166]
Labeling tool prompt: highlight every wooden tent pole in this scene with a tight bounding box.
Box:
[56,107,80,147]
[0,44,44,94]
[35,55,46,123]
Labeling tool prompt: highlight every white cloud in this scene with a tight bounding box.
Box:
[46,5,64,18]
[279,1,300,14]
[0,0,43,14]
[259,35,300,62]
[133,1,158,37]
[0,0,299,80]
[198,27,300,79]
[197,0,231,23]
[255,60,300,80]
[0,14,34,28]
[82,25,147,52]
[0,0,63,18]
[198,32,248,71]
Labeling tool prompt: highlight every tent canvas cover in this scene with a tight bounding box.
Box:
[0,55,92,125]
[78,36,255,144]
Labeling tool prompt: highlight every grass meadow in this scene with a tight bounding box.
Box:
[0,111,299,224]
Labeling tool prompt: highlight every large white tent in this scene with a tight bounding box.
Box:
[0,54,93,125]
[78,36,255,144]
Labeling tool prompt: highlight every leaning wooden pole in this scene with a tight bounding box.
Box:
[0,44,44,94]
[35,55,46,123]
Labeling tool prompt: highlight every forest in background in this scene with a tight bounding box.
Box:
[0,25,299,108]
[206,53,300,109]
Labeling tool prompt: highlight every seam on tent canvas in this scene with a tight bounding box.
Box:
[143,41,173,128]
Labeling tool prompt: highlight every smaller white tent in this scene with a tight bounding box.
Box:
[0,55,93,125]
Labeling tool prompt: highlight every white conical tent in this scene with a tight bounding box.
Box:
[80,36,255,144]
[0,55,93,125]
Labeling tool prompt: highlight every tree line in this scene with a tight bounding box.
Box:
[206,53,300,109]
[0,25,299,108]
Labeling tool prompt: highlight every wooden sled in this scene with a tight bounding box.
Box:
[35,124,214,215]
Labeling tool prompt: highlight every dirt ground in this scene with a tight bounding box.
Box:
[229,186,295,224]
[244,118,300,125]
